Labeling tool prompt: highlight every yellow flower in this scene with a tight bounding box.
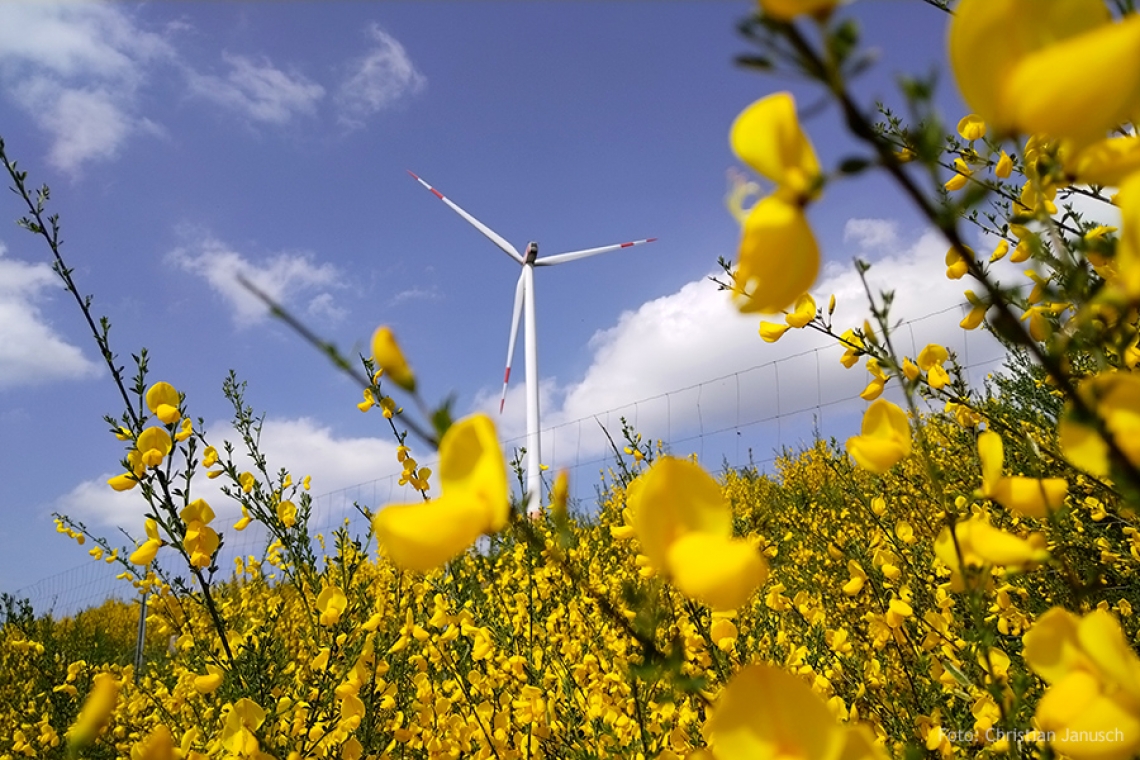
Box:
[357,387,376,413]
[629,458,767,611]
[374,414,508,573]
[202,445,218,469]
[129,518,163,566]
[193,665,224,695]
[66,672,119,747]
[233,506,252,532]
[174,417,192,442]
[277,499,298,528]
[944,158,972,192]
[131,724,175,760]
[317,585,348,627]
[846,400,911,474]
[704,663,884,760]
[757,0,840,22]
[1023,608,1140,760]
[239,471,255,494]
[949,0,1140,148]
[730,92,821,204]
[108,472,138,492]
[934,516,1048,592]
[839,329,864,368]
[989,239,1009,263]
[759,321,790,343]
[137,427,172,468]
[785,292,816,328]
[1058,371,1140,478]
[179,498,215,526]
[978,430,1067,518]
[551,470,570,519]
[1108,172,1140,299]
[995,150,1013,178]
[734,195,820,314]
[183,521,219,569]
[859,358,888,401]
[944,245,972,280]
[918,344,950,390]
[960,290,986,330]
[902,357,920,381]
[371,327,416,392]
[220,698,265,756]
[146,381,181,424]
[1070,135,1140,187]
[957,114,986,141]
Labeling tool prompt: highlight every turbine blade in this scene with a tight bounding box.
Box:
[534,237,656,267]
[500,270,527,414]
[407,171,524,264]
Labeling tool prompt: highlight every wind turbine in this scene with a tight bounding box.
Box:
[408,171,655,514]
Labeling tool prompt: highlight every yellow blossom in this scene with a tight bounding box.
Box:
[934,516,1048,592]
[978,430,1067,517]
[758,0,840,22]
[730,91,821,203]
[374,414,508,572]
[1023,608,1140,760]
[66,672,119,747]
[317,586,348,627]
[949,0,1140,148]
[146,381,181,425]
[220,698,265,756]
[957,114,986,141]
[846,400,911,474]
[785,292,816,328]
[995,150,1012,178]
[1058,371,1140,478]
[371,326,416,392]
[137,427,172,468]
[629,457,767,611]
[734,194,820,315]
[759,321,791,343]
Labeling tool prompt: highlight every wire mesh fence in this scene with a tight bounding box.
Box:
[12,301,1011,618]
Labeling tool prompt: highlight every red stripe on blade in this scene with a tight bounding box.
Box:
[503,368,511,383]
[430,188,443,200]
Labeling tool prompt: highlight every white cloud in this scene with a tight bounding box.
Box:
[0,4,173,173]
[336,23,425,129]
[55,416,408,533]
[168,234,344,327]
[844,218,898,250]
[389,286,441,307]
[188,53,325,125]
[474,220,1014,473]
[0,242,100,389]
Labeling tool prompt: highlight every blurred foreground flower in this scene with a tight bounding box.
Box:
[629,457,767,611]
[1023,608,1140,760]
[374,414,507,572]
[949,0,1140,148]
[729,92,822,314]
[371,326,416,392]
[67,671,119,748]
[977,430,1066,517]
[704,663,885,759]
[1058,372,1140,479]
[846,400,911,474]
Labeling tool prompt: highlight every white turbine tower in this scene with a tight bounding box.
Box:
[408,171,655,514]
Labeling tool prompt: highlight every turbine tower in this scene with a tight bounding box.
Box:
[408,171,655,514]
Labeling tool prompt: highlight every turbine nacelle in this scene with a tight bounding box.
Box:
[525,241,539,265]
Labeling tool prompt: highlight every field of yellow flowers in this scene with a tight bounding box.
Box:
[6,0,1140,758]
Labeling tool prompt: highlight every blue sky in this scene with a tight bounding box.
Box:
[0,1,1021,599]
